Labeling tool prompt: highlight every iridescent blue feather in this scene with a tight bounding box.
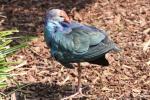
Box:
[44,20,120,66]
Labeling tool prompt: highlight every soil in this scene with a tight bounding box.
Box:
[0,0,150,99]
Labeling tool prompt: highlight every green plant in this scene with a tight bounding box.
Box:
[0,29,26,88]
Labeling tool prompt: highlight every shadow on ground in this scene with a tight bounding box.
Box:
[4,83,90,100]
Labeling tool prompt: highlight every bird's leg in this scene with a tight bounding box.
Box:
[61,63,85,100]
[77,63,83,94]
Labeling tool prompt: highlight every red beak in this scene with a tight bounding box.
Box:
[60,10,71,23]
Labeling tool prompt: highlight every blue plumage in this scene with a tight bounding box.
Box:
[44,9,120,67]
[44,9,121,96]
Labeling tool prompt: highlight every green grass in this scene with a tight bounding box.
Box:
[0,29,26,88]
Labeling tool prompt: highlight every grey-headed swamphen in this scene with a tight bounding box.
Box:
[44,9,120,98]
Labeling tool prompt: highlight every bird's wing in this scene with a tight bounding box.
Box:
[53,25,106,55]
[44,21,120,63]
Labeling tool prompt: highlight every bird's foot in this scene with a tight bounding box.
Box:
[78,87,84,96]
[61,88,85,100]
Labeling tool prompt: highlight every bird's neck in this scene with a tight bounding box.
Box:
[45,20,62,32]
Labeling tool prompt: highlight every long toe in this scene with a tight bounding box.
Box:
[78,87,85,96]
[61,88,85,100]
[61,92,81,100]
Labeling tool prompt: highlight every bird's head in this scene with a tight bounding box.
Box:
[46,9,70,23]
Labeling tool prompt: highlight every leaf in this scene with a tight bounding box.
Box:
[0,29,19,37]
[0,82,7,88]
[103,69,113,76]
[143,28,150,34]
[0,74,8,82]
[132,88,141,93]
[146,60,150,65]
[0,57,4,62]
[142,40,150,52]
[0,66,14,73]
[0,29,26,89]
[101,86,113,91]
[71,8,82,21]
[119,74,130,80]
[122,64,132,69]
[0,39,12,50]
[0,44,26,56]
[0,61,20,65]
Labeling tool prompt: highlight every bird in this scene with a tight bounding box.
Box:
[44,9,120,98]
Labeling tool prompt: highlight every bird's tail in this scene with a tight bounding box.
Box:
[88,55,109,66]
[112,43,121,52]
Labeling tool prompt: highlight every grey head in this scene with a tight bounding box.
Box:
[45,9,70,22]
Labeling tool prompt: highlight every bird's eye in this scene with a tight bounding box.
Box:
[60,16,64,18]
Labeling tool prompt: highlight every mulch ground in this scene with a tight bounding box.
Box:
[0,0,150,99]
